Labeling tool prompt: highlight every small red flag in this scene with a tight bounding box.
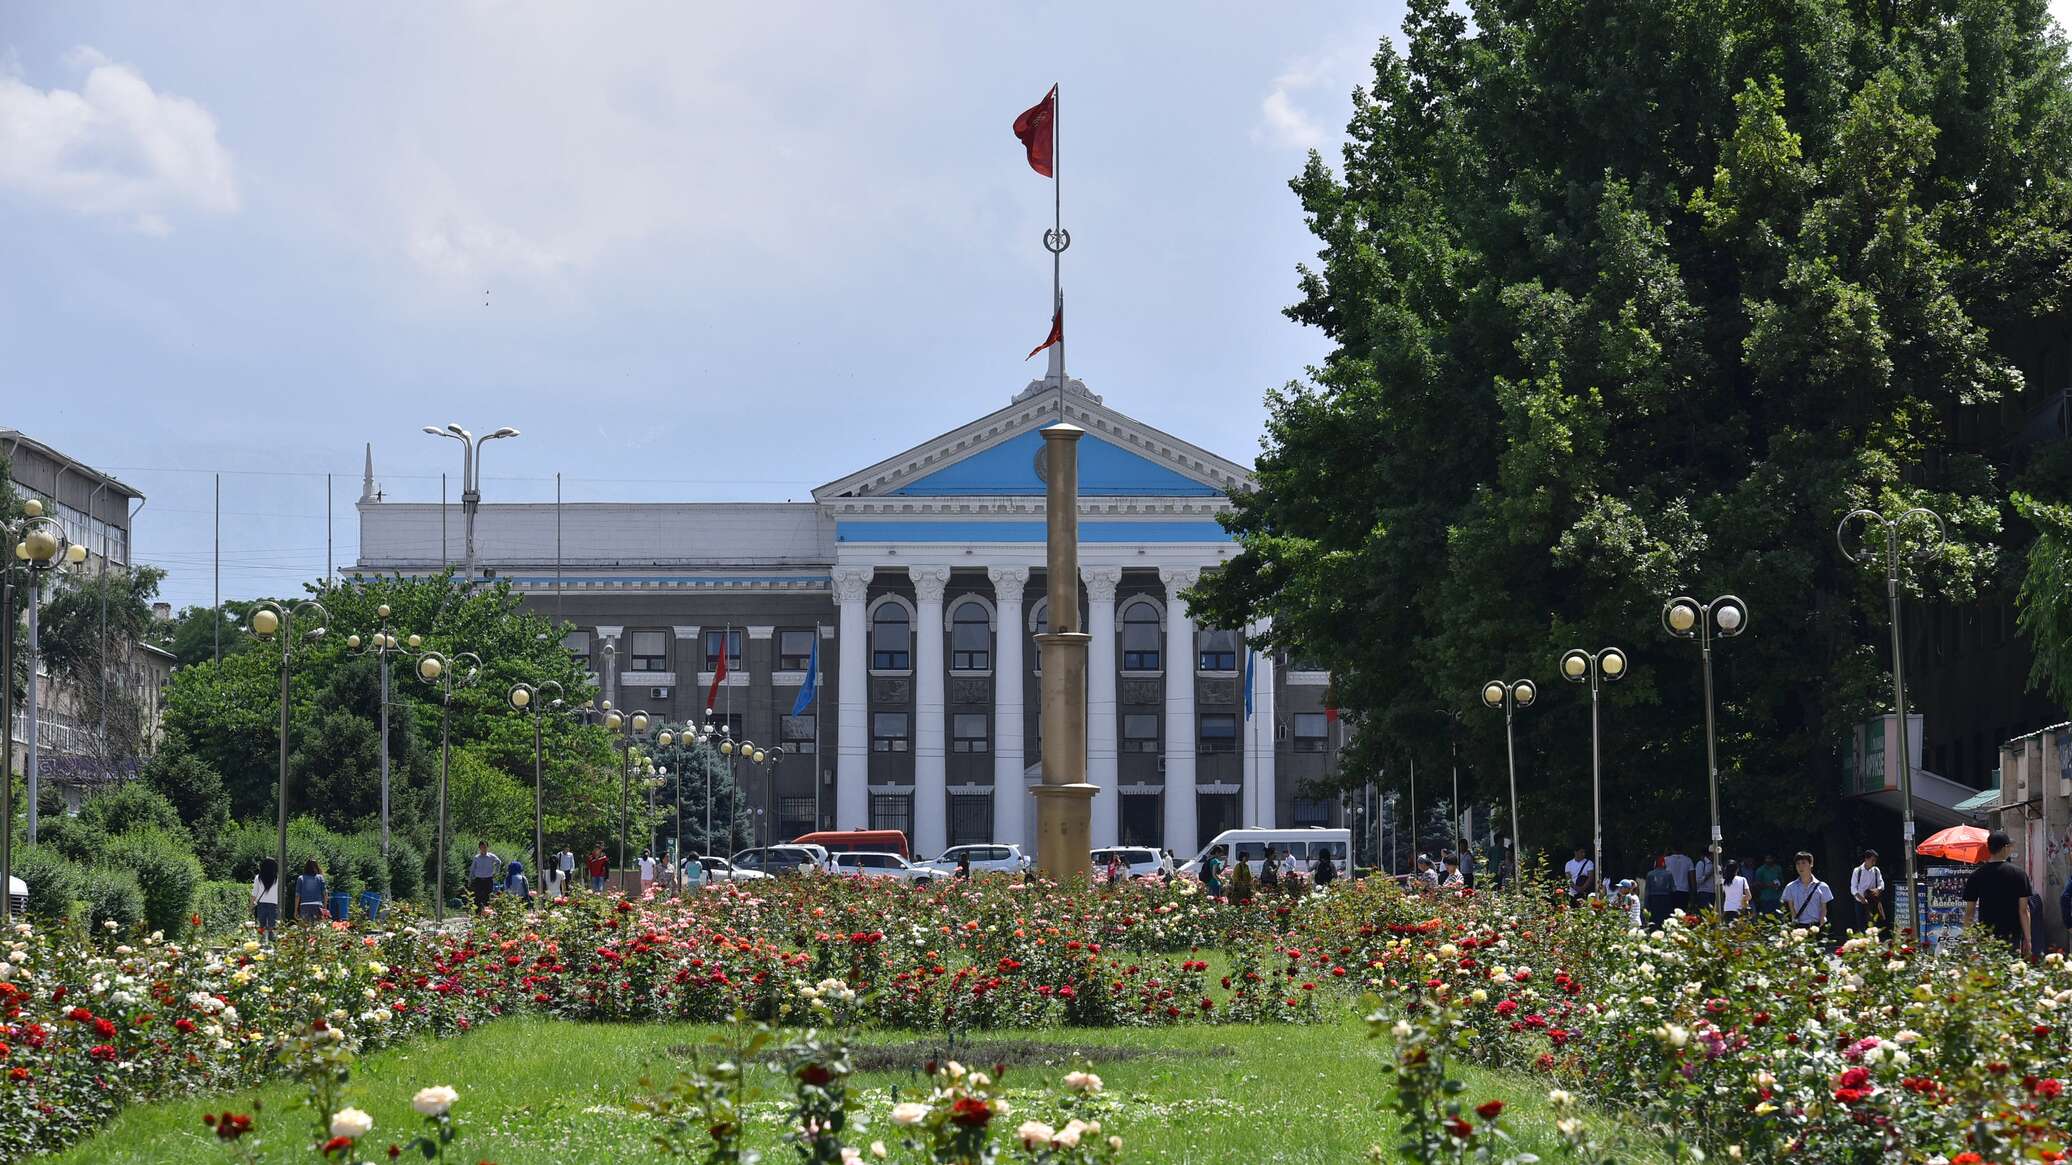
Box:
[1026,302,1062,360]
[1013,85,1057,177]
[705,640,728,712]
[1324,706,1340,723]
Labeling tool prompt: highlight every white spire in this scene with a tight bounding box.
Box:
[359,442,378,503]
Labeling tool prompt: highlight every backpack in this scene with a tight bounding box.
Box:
[1572,862,1595,895]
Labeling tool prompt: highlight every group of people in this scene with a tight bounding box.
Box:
[1410,849,1477,890]
[247,857,337,941]
[1193,844,1338,898]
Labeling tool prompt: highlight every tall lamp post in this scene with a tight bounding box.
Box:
[415,648,481,924]
[243,598,331,925]
[420,422,519,583]
[719,733,757,858]
[508,679,564,892]
[1838,507,1945,940]
[602,705,651,878]
[741,743,785,848]
[346,608,418,857]
[2,500,87,920]
[1558,647,1628,899]
[1478,678,1537,881]
[1662,595,1748,911]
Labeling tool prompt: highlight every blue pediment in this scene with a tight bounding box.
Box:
[885,430,1222,497]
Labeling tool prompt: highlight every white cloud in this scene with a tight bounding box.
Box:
[1255,40,1373,153]
[1259,88,1324,150]
[0,47,238,233]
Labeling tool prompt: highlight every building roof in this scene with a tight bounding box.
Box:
[0,429,146,501]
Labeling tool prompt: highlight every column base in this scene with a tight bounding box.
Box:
[1030,782,1097,881]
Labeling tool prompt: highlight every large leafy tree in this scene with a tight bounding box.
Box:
[1192,0,2072,869]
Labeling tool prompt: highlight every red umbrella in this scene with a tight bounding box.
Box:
[1916,824,1992,864]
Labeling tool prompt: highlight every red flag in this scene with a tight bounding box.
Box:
[705,640,728,712]
[1025,302,1062,360]
[1324,706,1340,723]
[1013,85,1057,177]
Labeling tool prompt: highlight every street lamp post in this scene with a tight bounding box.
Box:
[2,500,87,920]
[421,423,519,584]
[415,648,481,924]
[1479,678,1537,881]
[602,705,651,880]
[1558,647,1629,900]
[721,734,756,858]
[346,607,418,857]
[508,679,564,894]
[1662,595,1749,911]
[741,743,785,849]
[243,599,331,926]
[1838,507,1946,940]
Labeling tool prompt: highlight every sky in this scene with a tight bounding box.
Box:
[5,2,2069,610]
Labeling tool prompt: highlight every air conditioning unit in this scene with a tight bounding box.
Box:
[1156,756,1166,774]
[650,686,673,700]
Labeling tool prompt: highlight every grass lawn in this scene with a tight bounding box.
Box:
[47,1015,1670,1164]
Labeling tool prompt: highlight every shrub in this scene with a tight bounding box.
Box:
[221,817,326,885]
[78,781,186,842]
[194,879,252,934]
[35,814,108,866]
[102,828,204,935]
[82,866,145,933]
[386,834,424,904]
[333,832,388,899]
[13,844,85,920]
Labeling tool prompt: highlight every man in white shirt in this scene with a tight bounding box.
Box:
[1562,847,1595,900]
[637,850,658,891]
[1850,849,1886,932]
[557,848,576,882]
[1663,847,1695,912]
[1781,851,1834,929]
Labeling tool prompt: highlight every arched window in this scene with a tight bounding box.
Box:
[871,602,911,670]
[1121,601,1162,671]
[950,600,992,671]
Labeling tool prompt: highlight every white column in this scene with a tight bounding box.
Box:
[988,566,1028,849]
[1160,567,1199,858]
[911,565,950,859]
[1085,566,1121,848]
[1245,620,1277,827]
[832,568,871,831]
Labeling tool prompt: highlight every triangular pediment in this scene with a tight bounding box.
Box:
[813,386,1252,502]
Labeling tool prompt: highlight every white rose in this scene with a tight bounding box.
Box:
[1063,1070,1103,1094]
[412,1085,459,1116]
[1017,1120,1055,1148]
[889,1102,929,1127]
[330,1107,374,1139]
[1053,1119,1089,1149]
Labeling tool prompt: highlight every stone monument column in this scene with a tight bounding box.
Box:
[1032,424,1096,880]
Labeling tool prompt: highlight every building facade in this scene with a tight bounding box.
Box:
[355,378,1345,860]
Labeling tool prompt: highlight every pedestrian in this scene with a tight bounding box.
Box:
[541,862,565,901]
[1281,847,1303,897]
[1104,853,1125,884]
[1457,845,1476,890]
[1200,846,1227,898]
[1962,830,2034,957]
[955,852,972,880]
[295,859,327,925]
[251,856,280,942]
[683,853,707,890]
[638,849,657,893]
[1754,853,1785,915]
[1259,845,1281,890]
[587,847,609,893]
[504,859,530,903]
[1693,849,1716,914]
[557,846,576,889]
[1613,878,1644,928]
[1850,849,1887,932]
[1416,855,1439,890]
[1664,845,1694,913]
[1719,859,1750,922]
[1780,851,1834,931]
[1230,856,1256,903]
[1440,854,1464,889]
[1563,846,1596,902]
[468,841,500,913]
[1643,855,1676,928]
[1313,846,1337,889]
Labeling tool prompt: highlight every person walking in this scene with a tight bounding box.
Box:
[1613,878,1644,929]
[540,861,565,901]
[1962,830,2034,957]
[295,860,327,925]
[1664,845,1695,914]
[1754,854,1785,915]
[1780,851,1834,931]
[468,841,501,913]
[1719,859,1751,922]
[683,853,707,890]
[1850,849,1887,932]
[587,847,610,893]
[1563,847,1596,902]
[1643,856,1676,928]
[1312,846,1338,890]
[557,846,576,890]
[1200,846,1227,898]
[637,849,657,894]
[1440,854,1464,889]
[503,859,530,904]
[955,852,973,880]
[251,856,280,942]
[1281,847,1303,897]
[1259,845,1281,891]
[1693,851,1716,914]
[1415,855,1439,890]
[1104,853,1125,885]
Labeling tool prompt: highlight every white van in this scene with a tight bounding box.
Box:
[1179,828,1353,877]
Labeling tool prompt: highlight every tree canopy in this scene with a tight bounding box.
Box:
[1191,0,2072,867]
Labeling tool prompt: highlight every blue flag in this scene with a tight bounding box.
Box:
[1243,649,1256,719]
[790,634,820,716]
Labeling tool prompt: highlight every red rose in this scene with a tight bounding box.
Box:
[1475,1100,1504,1120]
[949,1096,992,1128]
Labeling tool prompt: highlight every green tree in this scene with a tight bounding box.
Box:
[651,741,750,857]
[1191,0,2072,868]
[34,563,169,776]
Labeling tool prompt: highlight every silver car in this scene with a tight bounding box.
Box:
[1092,847,1174,879]
[830,851,934,882]
[921,844,1031,876]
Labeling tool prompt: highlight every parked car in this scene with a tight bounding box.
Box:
[921,844,1031,875]
[1091,846,1174,879]
[692,856,766,882]
[829,851,934,882]
[8,875,23,915]
[731,845,827,876]
[1177,828,1354,877]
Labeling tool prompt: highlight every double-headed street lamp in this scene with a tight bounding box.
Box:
[1838,507,1945,939]
[1479,678,1537,878]
[742,743,787,848]
[243,599,330,925]
[415,648,480,924]
[346,608,419,857]
[602,704,651,878]
[1662,595,1748,911]
[1559,647,1628,899]
[508,679,565,895]
[2,499,87,921]
[421,423,519,584]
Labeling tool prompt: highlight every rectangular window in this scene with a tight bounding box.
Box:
[951,613,991,671]
[1200,713,1238,754]
[703,629,743,671]
[948,794,991,848]
[952,712,990,754]
[1198,629,1239,673]
[781,713,816,754]
[870,794,912,837]
[562,631,591,659]
[629,630,669,672]
[872,712,910,753]
[778,629,816,671]
[779,796,817,840]
[1293,713,1329,752]
[1293,797,1331,826]
[1122,713,1160,754]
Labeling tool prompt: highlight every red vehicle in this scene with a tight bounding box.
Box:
[790,829,910,860]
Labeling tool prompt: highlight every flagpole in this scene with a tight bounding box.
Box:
[1042,83,1069,426]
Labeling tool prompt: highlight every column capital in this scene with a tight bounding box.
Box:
[595,625,624,641]
[986,564,1030,597]
[1083,565,1122,603]
[1157,566,1200,594]
[746,626,775,640]
[831,567,873,605]
[671,625,700,640]
[910,565,951,604]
